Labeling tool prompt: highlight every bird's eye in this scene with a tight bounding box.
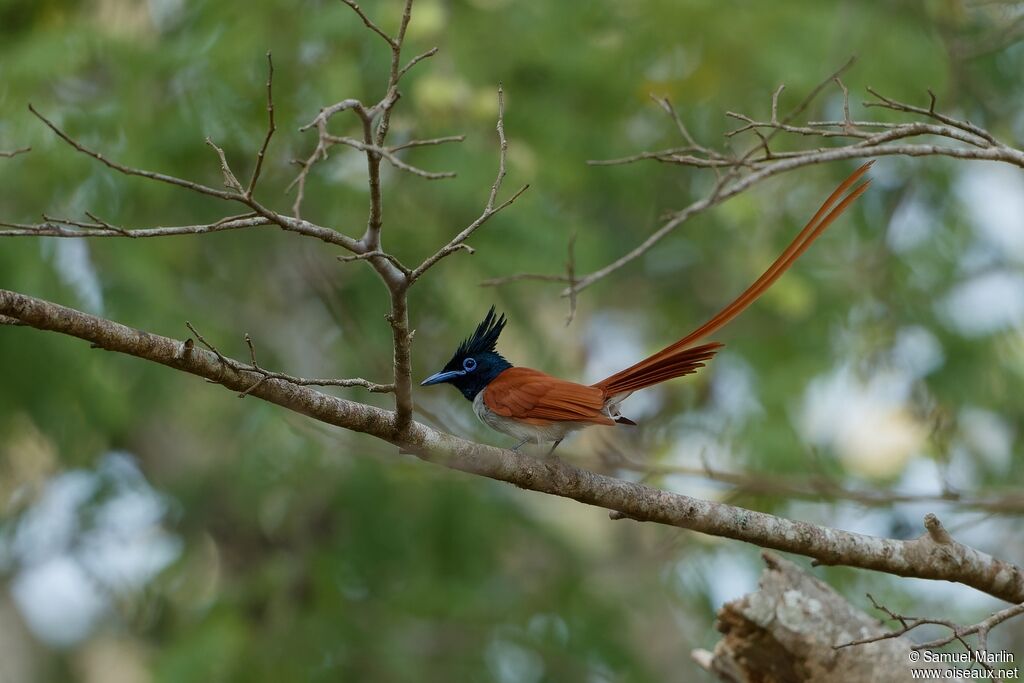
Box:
[462,357,477,372]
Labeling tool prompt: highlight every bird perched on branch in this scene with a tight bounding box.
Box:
[421,162,873,453]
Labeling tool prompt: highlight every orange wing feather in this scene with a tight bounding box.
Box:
[483,367,614,425]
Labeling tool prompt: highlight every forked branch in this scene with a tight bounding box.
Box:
[410,85,530,283]
[488,59,1024,301]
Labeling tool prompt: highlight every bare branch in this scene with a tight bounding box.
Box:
[0,146,30,158]
[397,46,439,80]
[298,98,375,134]
[390,134,464,152]
[184,321,395,396]
[339,0,396,47]
[410,85,529,282]
[498,59,1024,300]
[0,214,270,238]
[326,134,455,179]
[836,591,1024,666]
[25,86,362,255]
[374,0,416,146]
[588,146,707,166]
[337,250,412,276]
[564,231,578,326]
[652,94,701,149]
[479,272,571,287]
[770,83,785,123]
[288,99,372,217]
[204,137,245,193]
[410,184,528,282]
[486,83,509,212]
[864,86,999,145]
[245,51,276,197]
[5,287,1024,606]
[28,104,239,201]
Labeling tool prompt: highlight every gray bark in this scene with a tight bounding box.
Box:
[700,553,948,682]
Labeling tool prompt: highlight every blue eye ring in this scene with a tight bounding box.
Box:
[462,357,477,372]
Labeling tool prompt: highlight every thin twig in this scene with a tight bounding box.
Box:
[0,146,30,158]
[339,0,396,47]
[326,134,455,179]
[0,214,269,238]
[390,134,465,152]
[410,85,529,282]
[564,231,578,326]
[486,83,508,212]
[480,272,571,286]
[205,137,244,193]
[28,104,239,201]
[185,322,395,396]
[27,86,360,253]
[245,51,276,197]
[864,86,999,145]
[338,250,412,276]
[397,46,439,80]
[836,592,1024,670]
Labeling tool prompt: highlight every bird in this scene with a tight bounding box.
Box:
[421,162,873,454]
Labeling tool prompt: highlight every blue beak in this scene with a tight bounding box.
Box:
[420,369,466,386]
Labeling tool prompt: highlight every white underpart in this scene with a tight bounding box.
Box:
[473,393,594,445]
[603,391,632,418]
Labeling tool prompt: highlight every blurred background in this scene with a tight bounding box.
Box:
[1,0,1024,680]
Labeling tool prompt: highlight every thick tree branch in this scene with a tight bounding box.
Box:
[4,288,1024,605]
[700,553,951,681]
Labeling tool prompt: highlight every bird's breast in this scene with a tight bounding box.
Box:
[473,390,583,444]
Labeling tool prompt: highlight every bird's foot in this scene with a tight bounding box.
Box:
[546,439,563,457]
[510,438,529,452]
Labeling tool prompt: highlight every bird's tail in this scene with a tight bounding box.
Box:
[593,161,873,399]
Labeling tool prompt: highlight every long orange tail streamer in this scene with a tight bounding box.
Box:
[594,161,873,398]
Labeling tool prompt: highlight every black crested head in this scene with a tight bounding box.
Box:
[455,305,506,358]
[420,306,513,401]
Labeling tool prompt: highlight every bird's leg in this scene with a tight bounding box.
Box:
[510,438,529,451]
[546,439,563,456]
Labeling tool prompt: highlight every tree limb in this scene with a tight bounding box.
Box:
[700,553,951,682]
[4,287,1024,605]
[489,61,1024,301]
